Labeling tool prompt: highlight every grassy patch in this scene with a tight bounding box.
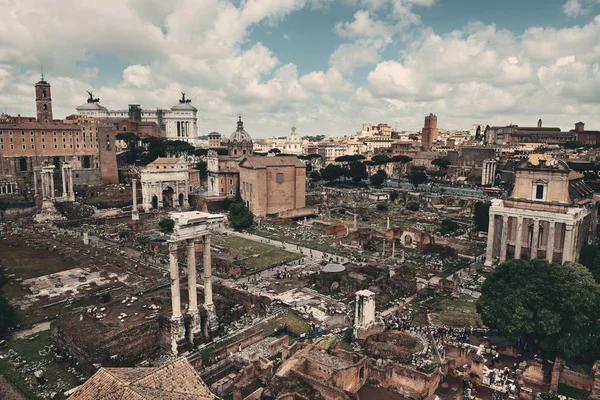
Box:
[427,295,482,327]
[0,238,79,280]
[558,384,590,400]
[0,331,79,400]
[212,235,300,274]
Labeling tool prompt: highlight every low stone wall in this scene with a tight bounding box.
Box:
[290,370,356,400]
[268,336,289,356]
[216,330,265,359]
[559,367,594,392]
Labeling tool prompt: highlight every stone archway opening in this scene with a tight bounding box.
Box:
[19,157,28,172]
[162,186,175,208]
[53,156,60,169]
[403,234,413,246]
[178,193,184,207]
[152,195,158,209]
[82,155,91,169]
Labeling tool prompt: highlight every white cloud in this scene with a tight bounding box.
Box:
[123,65,152,87]
[330,43,381,75]
[563,0,600,16]
[300,68,353,93]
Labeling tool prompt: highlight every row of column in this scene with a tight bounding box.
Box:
[176,121,190,137]
[0,183,17,195]
[40,166,56,200]
[61,163,75,201]
[485,213,576,266]
[168,235,214,355]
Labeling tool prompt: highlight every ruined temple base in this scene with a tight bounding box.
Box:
[34,200,64,223]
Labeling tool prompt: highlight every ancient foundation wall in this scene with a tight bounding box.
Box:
[368,362,441,400]
[290,370,355,400]
[269,336,290,356]
[559,368,594,392]
[333,359,368,394]
[214,330,266,359]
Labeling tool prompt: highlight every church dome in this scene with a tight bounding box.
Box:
[285,126,301,144]
[230,115,252,143]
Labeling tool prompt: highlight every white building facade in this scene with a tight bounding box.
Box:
[76,94,199,145]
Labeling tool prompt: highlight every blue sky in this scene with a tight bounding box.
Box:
[1,0,600,137]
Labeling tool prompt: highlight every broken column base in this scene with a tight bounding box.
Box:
[188,310,202,347]
[34,200,65,223]
[132,210,140,221]
[170,316,187,355]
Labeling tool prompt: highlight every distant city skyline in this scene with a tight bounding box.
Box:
[1,0,599,138]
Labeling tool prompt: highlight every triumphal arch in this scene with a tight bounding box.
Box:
[141,157,189,212]
[167,211,225,355]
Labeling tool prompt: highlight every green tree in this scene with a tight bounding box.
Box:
[321,164,343,182]
[376,202,388,211]
[372,155,391,165]
[473,202,490,232]
[309,170,322,181]
[478,259,600,359]
[407,167,428,189]
[116,132,140,164]
[438,219,460,235]
[406,202,420,211]
[431,158,451,170]
[370,169,388,186]
[578,243,600,282]
[391,155,412,185]
[159,218,175,234]
[229,202,254,230]
[349,162,368,183]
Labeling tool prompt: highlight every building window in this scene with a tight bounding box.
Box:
[535,184,544,200]
[229,179,233,185]
[276,173,284,183]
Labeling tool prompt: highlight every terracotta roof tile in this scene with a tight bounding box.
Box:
[239,155,305,169]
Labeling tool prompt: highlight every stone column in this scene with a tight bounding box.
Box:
[392,240,396,258]
[203,235,216,332]
[547,221,556,263]
[33,168,39,196]
[61,166,67,198]
[50,172,55,200]
[169,242,185,355]
[387,216,390,229]
[484,213,495,267]
[499,215,508,264]
[187,239,201,343]
[514,216,523,260]
[354,215,357,230]
[83,230,89,245]
[562,223,574,264]
[531,220,540,260]
[131,179,139,220]
[40,171,46,198]
[68,165,74,201]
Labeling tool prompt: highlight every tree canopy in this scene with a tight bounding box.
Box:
[229,202,254,230]
[349,162,368,182]
[370,169,388,186]
[372,155,391,165]
[431,158,451,170]
[407,168,428,188]
[309,170,322,181]
[321,164,344,182]
[478,259,600,359]
[562,141,585,150]
[159,218,175,234]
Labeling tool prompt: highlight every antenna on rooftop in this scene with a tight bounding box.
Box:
[41,62,44,81]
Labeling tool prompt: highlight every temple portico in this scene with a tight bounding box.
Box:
[485,155,597,267]
[60,162,75,201]
[167,211,225,355]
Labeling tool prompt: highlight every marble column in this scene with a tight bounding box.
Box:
[131,179,139,220]
[203,235,216,333]
[514,216,523,260]
[531,220,540,260]
[49,172,55,200]
[546,221,556,263]
[169,242,185,355]
[68,166,74,201]
[392,240,396,258]
[354,215,357,230]
[187,239,200,342]
[33,168,39,196]
[387,216,390,229]
[562,223,574,264]
[40,171,46,198]
[61,166,67,198]
[484,213,495,266]
[499,215,509,264]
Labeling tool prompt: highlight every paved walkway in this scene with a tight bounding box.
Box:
[224,229,351,265]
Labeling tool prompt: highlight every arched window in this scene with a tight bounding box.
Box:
[43,104,48,111]
[276,173,284,183]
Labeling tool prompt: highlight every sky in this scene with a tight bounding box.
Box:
[0,0,599,139]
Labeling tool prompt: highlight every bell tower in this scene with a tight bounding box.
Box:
[35,73,53,123]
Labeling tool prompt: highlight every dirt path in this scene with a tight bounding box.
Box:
[0,374,27,400]
[12,321,51,339]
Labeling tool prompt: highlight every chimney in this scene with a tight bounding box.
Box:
[18,114,21,123]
